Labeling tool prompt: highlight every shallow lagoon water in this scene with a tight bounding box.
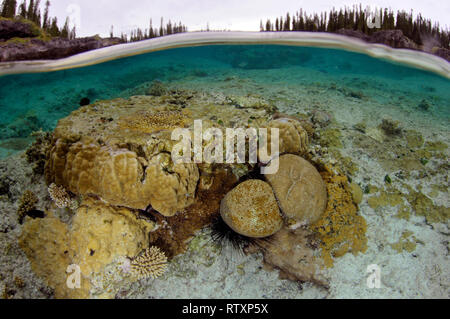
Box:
[0,44,449,157]
[0,35,449,298]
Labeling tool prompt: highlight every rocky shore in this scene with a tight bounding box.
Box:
[0,19,123,62]
[0,19,449,62]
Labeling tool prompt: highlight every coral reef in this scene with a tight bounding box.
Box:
[19,197,155,298]
[265,154,327,224]
[25,130,53,175]
[146,80,167,96]
[16,190,38,224]
[18,212,76,298]
[148,167,237,258]
[220,179,283,238]
[47,183,72,209]
[318,128,343,148]
[310,167,368,268]
[44,93,274,216]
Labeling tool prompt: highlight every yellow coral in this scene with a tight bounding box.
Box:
[118,110,187,133]
[18,198,155,299]
[45,140,199,216]
[310,170,368,268]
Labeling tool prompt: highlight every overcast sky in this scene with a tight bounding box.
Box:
[41,0,449,37]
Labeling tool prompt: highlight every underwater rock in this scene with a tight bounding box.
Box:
[220,179,283,238]
[79,97,90,106]
[379,118,402,136]
[265,154,327,224]
[418,99,431,111]
[245,227,328,287]
[146,80,167,96]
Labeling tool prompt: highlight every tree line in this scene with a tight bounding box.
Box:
[1,0,76,39]
[260,4,449,49]
[117,17,188,42]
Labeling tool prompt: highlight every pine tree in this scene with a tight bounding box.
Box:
[1,0,17,18]
[42,1,50,30]
[26,0,33,20]
[18,0,25,18]
[60,17,69,38]
[48,17,59,36]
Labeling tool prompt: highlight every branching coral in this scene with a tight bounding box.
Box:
[25,130,53,175]
[17,190,38,223]
[48,183,71,209]
[128,246,168,280]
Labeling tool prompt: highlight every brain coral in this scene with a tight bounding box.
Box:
[45,136,198,216]
[220,179,283,238]
[265,154,327,224]
[263,118,309,156]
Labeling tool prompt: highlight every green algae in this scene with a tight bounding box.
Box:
[390,231,421,253]
[319,128,343,148]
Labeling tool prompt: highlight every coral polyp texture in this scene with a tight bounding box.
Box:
[220,179,283,238]
[47,183,71,208]
[129,246,168,280]
[264,118,309,156]
[265,154,327,224]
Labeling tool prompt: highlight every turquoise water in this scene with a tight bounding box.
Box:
[0,44,449,157]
